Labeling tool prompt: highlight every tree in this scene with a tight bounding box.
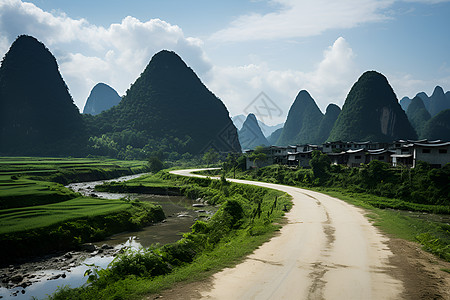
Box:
[309,150,331,182]
[250,146,267,168]
[203,148,219,167]
[148,156,163,172]
[224,152,241,178]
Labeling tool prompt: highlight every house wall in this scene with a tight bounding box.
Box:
[347,154,366,167]
[413,145,450,168]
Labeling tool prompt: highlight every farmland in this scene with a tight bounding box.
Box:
[0,157,164,263]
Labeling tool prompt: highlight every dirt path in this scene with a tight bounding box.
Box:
[159,169,449,300]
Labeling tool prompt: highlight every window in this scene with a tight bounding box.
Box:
[355,155,361,159]
[378,156,385,160]
[439,149,448,154]
[422,149,431,154]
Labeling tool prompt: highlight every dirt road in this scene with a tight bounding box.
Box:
[166,169,448,299]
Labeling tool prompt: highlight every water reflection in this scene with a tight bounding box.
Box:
[0,175,215,299]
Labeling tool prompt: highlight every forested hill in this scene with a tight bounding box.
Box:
[89,50,241,155]
[328,71,417,142]
[422,109,450,141]
[406,96,431,138]
[0,35,84,156]
[276,90,324,145]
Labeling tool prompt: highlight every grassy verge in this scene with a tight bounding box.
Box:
[313,188,450,261]
[48,171,292,299]
[201,166,450,262]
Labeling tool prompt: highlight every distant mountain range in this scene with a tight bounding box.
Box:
[83,83,121,115]
[238,114,269,150]
[400,86,450,117]
[232,114,283,137]
[0,35,448,158]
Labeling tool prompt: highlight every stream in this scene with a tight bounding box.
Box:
[0,174,215,299]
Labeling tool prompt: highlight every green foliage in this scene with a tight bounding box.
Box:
[309,150,331,182]
[230,162,450,211]
[0,157,154,263]
[87,50,241,156]
[415,232,450,261]
[422,109,450,140]
[276,90,324,145]
[50,170,291,299]
[203,148,220,166]
[0,200,164,264]
[148,156,163,173]
[406,96,431,137]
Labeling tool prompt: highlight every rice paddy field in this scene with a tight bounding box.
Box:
[0,156,148,209]
[0,157,154,261]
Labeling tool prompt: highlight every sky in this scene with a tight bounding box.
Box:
[0,0,449,125]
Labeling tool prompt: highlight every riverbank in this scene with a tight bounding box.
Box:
[0,157,164,266]
[47,170,292,299]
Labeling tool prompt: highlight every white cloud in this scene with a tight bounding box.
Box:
[211,0,394,42]
[206,37,360,124]
[0,0,211,111]
[387,72,450,99]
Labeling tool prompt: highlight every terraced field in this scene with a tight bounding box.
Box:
[0,157,158,263]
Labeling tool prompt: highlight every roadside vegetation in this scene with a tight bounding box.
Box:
[49,171,291,299]
[204,151,450,261]
[0,157,162,264]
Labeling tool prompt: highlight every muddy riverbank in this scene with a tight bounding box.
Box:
[0,174,216,299]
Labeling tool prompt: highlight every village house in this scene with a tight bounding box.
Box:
[245,139,450,169]
[367,149,395,164]
[346,149,366,167]
[413,142,450,168]
[287,151,313,167]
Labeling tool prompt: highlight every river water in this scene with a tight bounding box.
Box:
[0,174,215,299]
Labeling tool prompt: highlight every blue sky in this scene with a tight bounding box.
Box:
[0,0,449,125]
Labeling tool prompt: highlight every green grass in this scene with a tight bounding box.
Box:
[0,156,149,209]
[0,156,154,263]
[307,187,450,261]
[0,197,131,234]
[48,171,292,300]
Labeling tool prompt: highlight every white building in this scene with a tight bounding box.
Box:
[413,142,450,168]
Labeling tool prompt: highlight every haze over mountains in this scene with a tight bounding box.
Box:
[0,35,448,156]
[83,83,122,115]
[400,86,450,117]
[232,115,283,138]
[238,114,269,150]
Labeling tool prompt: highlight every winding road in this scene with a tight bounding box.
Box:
[170,169,404,299]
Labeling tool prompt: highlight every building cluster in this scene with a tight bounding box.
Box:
[245,140,450,169]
